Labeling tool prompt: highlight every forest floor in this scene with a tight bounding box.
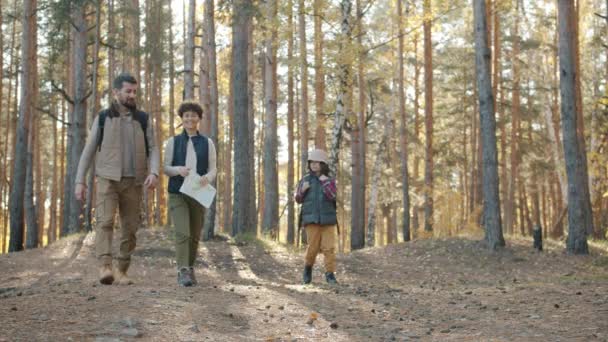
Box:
[1,227,607,342]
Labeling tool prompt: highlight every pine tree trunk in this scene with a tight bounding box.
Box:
[505,1,521,235]
[151,0,164,226]
[474,0,504,249]
[224,61,234,233]
[286,0,296,244]
[0,1,5,252]
[366,114,392,247]
[108,0,115,84]
[9,0,36,252]
[350,0,366,250]
[63,1,88,235]
[232,0,254,236]
[313,0,326,149]
[493,0,507,225]
[25,115,39,249]
[469,90,477,215]
[168,0,175,138]
[184,0,196,99]
[558,0,592,254]
[202,0,219,239]
[398,0,410,242]
[262,0,279,237]
[423,0,434,232]
[85,1,102,232]
[2,4,17,252]
[412,33,420,234]
[59,99,66,236]
[298,0,309,177]
[49,101,58,244]
[247,19,258,235]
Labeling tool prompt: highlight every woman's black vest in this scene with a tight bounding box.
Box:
[168,131,209,194]
[300,174,337,226]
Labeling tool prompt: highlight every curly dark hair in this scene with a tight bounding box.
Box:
[178,101,203,118]
[308,161,330,176]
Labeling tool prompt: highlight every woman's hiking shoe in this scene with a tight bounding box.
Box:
[303,265,313,284]
[178,267,194,287]
[325,272,338,284]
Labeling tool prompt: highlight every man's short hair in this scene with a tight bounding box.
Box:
[178,101,203,118]
[113,72,138,90]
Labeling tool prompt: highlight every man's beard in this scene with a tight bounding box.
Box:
[121,99,137,111]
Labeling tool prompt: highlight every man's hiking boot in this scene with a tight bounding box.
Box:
[303,265,313,284]
[178,267,194,287]
[190,267,197,285]
[325,272,338,284]
[99,265,114,285]
[115,271,134,285]
[114,260,134,285]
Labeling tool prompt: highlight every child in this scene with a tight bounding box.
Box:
[295,149,338,284]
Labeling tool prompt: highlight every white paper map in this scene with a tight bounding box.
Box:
[179,173,216,208]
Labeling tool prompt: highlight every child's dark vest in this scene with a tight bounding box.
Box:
[168,131,209,194]
[300,174,337,226]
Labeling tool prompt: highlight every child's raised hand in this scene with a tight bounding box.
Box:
[301,181,310,192]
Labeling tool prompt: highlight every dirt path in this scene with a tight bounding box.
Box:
[1,228,607,341]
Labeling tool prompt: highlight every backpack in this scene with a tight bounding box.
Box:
[96,109,150,157]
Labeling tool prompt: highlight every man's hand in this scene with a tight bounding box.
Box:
[319,175,328,182]
[144,174,158,189]
[75,183,87,201]
[200,175,209,187]
[176,166,190,177]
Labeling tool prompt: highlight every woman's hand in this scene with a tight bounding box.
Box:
[176,166,190,177]
[200,175,210,187]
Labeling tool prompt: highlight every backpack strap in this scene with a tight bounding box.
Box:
[96,110,108,153]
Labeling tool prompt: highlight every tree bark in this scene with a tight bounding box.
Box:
[351,0,366,249]
[25,111,39,249]
[62,1,88,236]
[49,101,58,244]
[398,0,410,242]
[262,0,279,236]
[202,0,219,240]
[423,0,434,232]
[505,0,521,235]
[558,0,592,254]
[232,0,255,236]
[366,115,392,247]
[474,0,504,249]
[412,32,420,234]
[184,0,196,100]
[85,0,103,232]
[247,17,258,235]
[224,59,234,233]
[9,0,36,252]
[286,0,296,244]
[298,0,309,177]
[314,0,326,149]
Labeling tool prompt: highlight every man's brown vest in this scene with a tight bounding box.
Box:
[95,115,148,184]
